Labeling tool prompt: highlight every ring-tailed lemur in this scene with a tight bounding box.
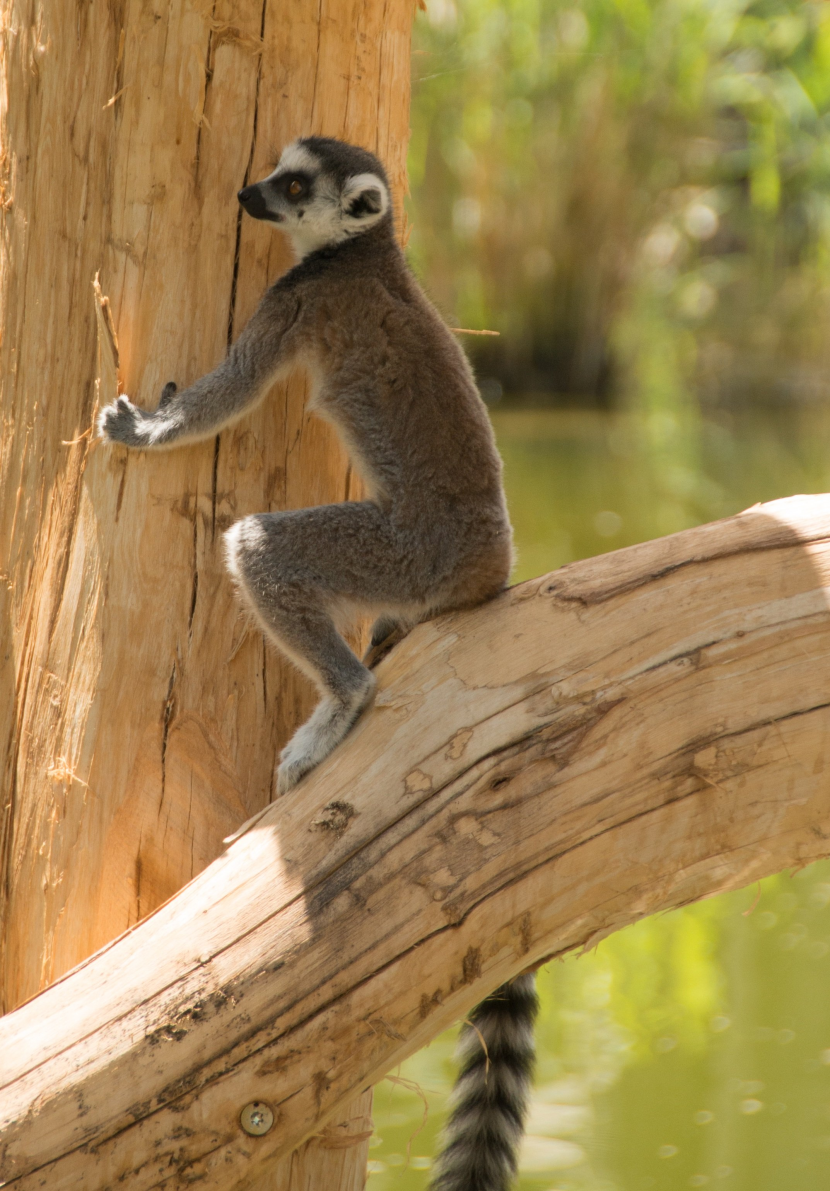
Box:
[97,136,537,1190]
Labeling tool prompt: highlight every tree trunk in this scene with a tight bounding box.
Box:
[0,2,413,1189]
[3,494,830,1191]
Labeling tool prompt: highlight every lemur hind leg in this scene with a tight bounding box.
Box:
[225,502,422,794]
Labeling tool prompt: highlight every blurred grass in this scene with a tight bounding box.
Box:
[409,0,830,410]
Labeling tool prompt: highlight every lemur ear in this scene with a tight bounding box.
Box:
[342,173,389,220]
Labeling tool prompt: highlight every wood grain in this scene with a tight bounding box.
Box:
[0,0,413,1008]
[2,494,830,1190]
[0,2,415,1188]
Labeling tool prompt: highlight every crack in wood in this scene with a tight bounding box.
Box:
[192,3,216,185]
[545,533,830,607]
[159,663,178,812]
[187,514,199,643]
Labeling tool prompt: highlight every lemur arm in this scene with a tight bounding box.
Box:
[98,286,301,450]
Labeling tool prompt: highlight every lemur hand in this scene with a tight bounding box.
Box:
[97,383,178,448]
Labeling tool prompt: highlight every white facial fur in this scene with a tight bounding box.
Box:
[263,141,391,259]
[277,141,320,175]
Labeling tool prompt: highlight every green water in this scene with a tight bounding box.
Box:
[368,405,830,1191]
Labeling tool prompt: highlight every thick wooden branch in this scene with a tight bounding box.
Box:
[3,494,830,1191]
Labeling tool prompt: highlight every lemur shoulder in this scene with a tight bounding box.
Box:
[98,136,536,1191]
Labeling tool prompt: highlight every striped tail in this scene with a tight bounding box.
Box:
[430,974,539,1191]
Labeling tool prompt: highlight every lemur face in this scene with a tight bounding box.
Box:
[238,137,391,259]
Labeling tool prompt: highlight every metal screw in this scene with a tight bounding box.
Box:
[240,1101,275,1136]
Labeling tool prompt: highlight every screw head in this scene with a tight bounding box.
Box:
[240,1101,274,1136]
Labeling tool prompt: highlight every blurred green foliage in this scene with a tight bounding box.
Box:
[409,0,830,407]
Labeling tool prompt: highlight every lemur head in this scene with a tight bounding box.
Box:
[237,137,392,259]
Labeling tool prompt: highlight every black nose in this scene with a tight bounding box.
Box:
[236,184,271,222]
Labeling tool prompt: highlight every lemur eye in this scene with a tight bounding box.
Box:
[289,179,302,196]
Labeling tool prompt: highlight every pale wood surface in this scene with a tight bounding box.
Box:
[0,3,414,1189]
[2,494,830,1190]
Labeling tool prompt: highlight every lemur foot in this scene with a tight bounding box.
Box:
[362,616,411,669]
[276,671,376,795]
[158,381,178,408]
